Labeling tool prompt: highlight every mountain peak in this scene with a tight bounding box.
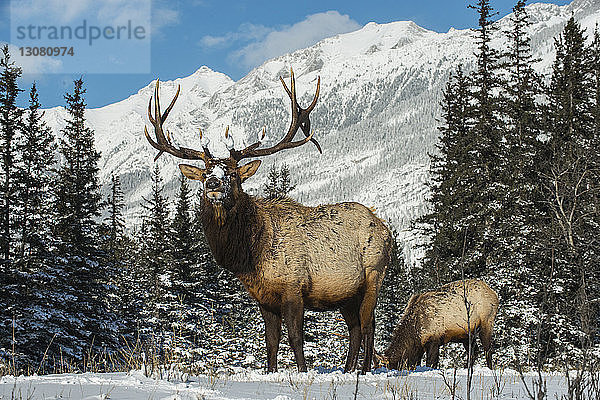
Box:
[359,20,429,35]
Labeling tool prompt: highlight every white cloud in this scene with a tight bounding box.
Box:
[200,11,361,69]
[151,4,180,35]
[200,23,271,49]
[10,0,178,37]
[10,0,94,24]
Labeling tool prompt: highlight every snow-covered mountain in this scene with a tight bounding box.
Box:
[42,0,600,265]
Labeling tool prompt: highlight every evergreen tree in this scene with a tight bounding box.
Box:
[163,173,208,359]
[6,83,58,371]
[138,164,172,333]
[171,173,196,300]
[104,175,125,259]
[587,26,600,352]
[264,164,280,199]
[540,17,599,362]
[418,67,474,287]
[491,0,547,365]
[592,26,600,138]
[278,164,296,196]
[375,230,409,347]
[54,78,102,250]
[0,45,23,261]
[114,235,143,341]
[419,0,505,289]
[101,174,139,341]
[50,78,119,367]
[14,83,56,259]
[263,164,296,199]
[0,44,24,368]
[464,0,505,277]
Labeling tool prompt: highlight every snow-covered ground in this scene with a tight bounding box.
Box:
[1,367,571,399]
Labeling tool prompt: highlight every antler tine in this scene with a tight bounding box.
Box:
[306,76,320,113]
[155,79,162,127]
[199,128,213,159]
[147,93,156,126]
[144,79,210,162]
[299,76,321,152]
[279,71,322,153]
[162,84,180,123]
[231,69,322,161]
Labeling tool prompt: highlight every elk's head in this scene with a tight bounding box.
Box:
[373,351,390,370]
[144,70,321,215]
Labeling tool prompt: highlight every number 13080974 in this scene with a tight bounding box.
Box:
[19,47,74,56]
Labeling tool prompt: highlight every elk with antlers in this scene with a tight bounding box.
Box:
[144,70,392,373]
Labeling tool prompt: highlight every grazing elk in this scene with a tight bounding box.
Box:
[143,70,392,373]
[382,279,498,370]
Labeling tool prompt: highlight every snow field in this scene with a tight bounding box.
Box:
[0,367,575,399]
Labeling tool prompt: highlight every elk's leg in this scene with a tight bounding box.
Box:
[340,301,361,372]
[388,357,399,371]
[283,297,307,372]
[479,324,494,369]
[425,340,440,368]
[259,304,282,373]
[365,315,376,369]
[359,280,378,373]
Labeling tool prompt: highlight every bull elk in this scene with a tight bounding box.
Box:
[382,279,498,370]
[143,70,392,373]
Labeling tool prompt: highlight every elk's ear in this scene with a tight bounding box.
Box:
[237,160,261,182]
[179,164,206,181]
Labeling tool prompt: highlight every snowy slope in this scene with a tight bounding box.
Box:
[0,368,574,399]
[40,0,600,264]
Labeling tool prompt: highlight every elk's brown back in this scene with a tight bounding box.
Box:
[239,198,391,310]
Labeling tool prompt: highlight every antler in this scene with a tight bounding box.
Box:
[229,69,321,161]
[144,79,211,162]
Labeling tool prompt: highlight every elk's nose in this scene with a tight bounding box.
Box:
[206,177,221,190]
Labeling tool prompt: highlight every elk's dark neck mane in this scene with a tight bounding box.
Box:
[200,193,267,276]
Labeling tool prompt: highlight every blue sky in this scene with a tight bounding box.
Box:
[0,0,570,109]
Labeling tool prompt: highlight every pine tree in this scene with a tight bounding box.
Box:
[114,234,143,341]
[50,78,119,366]
[165,173,204,356]
[0,45,23,261]
[375,230,409,348]
[263,164,296,199]
[101,174,139,341]
[14,83,56,259]
[418,0,505,289]
[541,17,598,362]
[138,164,172,334]
[490,0,547,365]
[593,26,600,138]
[278,164,296,196]
[6,83,59,370]
[0,44,24,368]
[54,78,102,250]
[418,66,474,287]
[464,0,505,277]
[104,175,125,259]
[264,164,280,199]
[587,26,600,351]
[171,173,195,299]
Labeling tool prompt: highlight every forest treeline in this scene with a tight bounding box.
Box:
[415,0,600,368]
[0,0,598,374]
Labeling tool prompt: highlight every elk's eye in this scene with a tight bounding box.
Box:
[202,173,207,179]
